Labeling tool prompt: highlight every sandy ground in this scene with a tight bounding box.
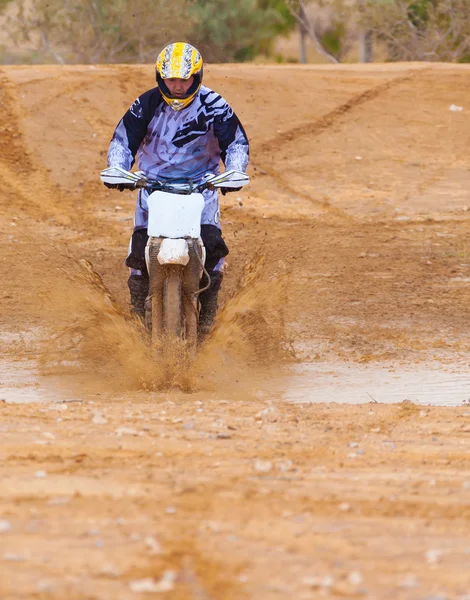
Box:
[1,62,470,599]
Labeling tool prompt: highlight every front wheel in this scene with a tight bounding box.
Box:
[163,266,183,341]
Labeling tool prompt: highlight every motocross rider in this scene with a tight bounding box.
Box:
[104,42,249,337]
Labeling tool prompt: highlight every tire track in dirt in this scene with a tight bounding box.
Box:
[0,69,123,234]
[252,163,355,221]
[68,65,147,138]
[258,68,430,155]
[28,77,115,138]
[0,70,66,221]
[27,78,91,112]
[253,68,431,218]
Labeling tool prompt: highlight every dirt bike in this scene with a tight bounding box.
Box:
[100,167,249,351]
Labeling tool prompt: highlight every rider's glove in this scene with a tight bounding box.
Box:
[104,182,129,192]
[221,187,242,196]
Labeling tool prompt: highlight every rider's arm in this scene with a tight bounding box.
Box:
[107,88,162,170]
[213,102,250,173]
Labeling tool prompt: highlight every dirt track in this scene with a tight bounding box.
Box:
[1,63,470,599]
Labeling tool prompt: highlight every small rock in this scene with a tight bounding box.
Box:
[277,459,293,472]
[145,536,162,555]
[129,578,158,593]
[37,581,54,592]
[348,442,359,448]
[129,571,176,593]
[92,412,108,425]
[256,406,278,422]
[425,549,443,564]
[302,575,334,588]
[35,471,47,478]
[3,553,25,561]
[165,506,176,514]
[348,571,363,586]
[400,574,419,589]
[47,496,71,506]
[202,521,221,532]
[449,104,463,112]
[338,502,351,512]
[0,520,12,533]
[99,563,121,578]
[216,433,231,439]
[115,427,139,436]
[254,460,273,473]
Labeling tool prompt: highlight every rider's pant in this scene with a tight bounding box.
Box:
[126,225,228,276]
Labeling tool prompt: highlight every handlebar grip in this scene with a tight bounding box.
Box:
[104,182,135,191]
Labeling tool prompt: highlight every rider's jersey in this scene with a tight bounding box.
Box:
[107,85,249,181]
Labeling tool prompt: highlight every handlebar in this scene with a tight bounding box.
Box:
[104,179,215,195]
[141,179,212,194]
[101,166,249,195]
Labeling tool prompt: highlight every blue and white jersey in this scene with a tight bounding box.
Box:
[107,85,249,181]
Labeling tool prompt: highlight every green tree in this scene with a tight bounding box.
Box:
[188,0,296,62]
[8,0,191,63]
[5,0,298,64]
[359,0,470,62]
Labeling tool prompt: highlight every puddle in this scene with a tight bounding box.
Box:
[2,357,470,407]
[284,363,470,406]
[0,360,80,404]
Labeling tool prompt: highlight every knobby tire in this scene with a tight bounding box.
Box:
[163,268,183,341]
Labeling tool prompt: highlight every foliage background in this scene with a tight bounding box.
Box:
[0,0,469,64]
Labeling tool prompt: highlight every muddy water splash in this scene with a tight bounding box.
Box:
[37,250,293,393]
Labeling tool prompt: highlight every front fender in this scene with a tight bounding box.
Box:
[157,238,190,266]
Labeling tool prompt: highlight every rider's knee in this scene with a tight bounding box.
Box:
[125,228,149,275]
[201,224,228,272]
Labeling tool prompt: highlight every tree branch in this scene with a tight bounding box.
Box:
[285,0,339,63]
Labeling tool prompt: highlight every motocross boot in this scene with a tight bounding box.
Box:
[198,270,223,341]
[128,274,149,320]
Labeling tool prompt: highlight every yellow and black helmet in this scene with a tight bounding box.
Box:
[155,42,203,111]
